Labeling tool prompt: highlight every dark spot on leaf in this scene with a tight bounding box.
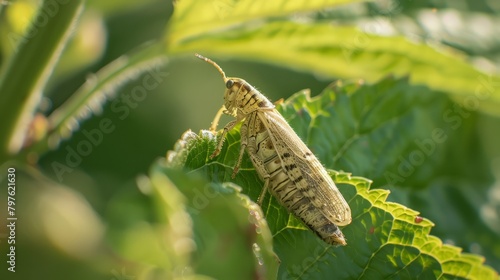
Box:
[369,226,375,234]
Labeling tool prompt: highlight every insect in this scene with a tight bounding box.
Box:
[196,54,352,246]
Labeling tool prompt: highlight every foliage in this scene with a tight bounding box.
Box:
[164,78,498,279]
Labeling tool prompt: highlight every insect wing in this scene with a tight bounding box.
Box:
[258,110,352,226]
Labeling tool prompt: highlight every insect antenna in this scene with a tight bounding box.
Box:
[195,53,228,82]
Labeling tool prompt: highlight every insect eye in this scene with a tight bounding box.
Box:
[225,79,234,89]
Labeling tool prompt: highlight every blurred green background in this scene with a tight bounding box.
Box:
[0,0,499,279]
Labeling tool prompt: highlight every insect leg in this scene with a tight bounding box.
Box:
[209,106,226,133]
[257,178,269,206]
[247,152,271,206]
[210,119,238,159]
[232,122,248,178]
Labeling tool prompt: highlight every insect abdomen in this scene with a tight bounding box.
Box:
[250,120,347,246]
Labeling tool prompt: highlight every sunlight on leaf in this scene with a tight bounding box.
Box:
[167,0,365,46]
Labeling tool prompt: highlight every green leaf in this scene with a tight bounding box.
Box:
[148,161,279,280]
[0,0,84,161]
[273,77,499,270]
[107,173,192,276]
[167,0,364,46]
[165,78,498,279]
[165,2,500,116]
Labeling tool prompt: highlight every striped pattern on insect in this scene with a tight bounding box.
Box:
[196,54,352,246]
